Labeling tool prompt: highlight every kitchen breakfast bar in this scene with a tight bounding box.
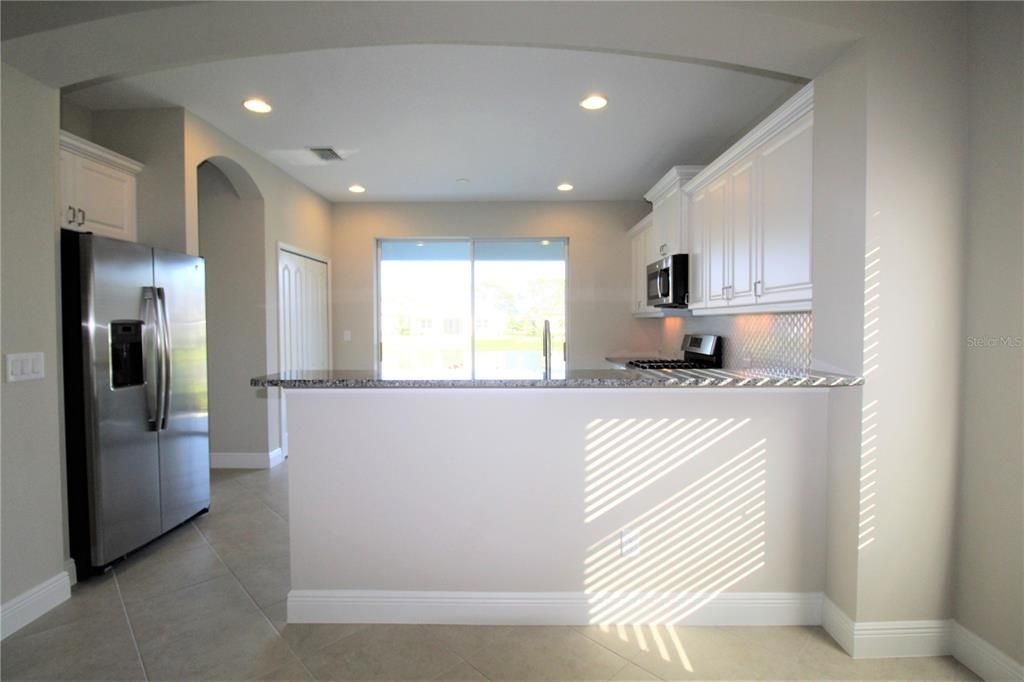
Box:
[252,369,862,627]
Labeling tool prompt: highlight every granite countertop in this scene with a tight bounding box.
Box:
[251,368,863,389]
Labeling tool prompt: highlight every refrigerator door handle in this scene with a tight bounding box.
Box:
[143,287,164,430]
[156,287,172,430]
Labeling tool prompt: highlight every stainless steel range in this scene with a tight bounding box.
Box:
[626,334,723,376]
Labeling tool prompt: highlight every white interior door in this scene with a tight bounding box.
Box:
[278,247,330,455]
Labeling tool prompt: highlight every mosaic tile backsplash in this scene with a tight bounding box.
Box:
[662,312,813,371]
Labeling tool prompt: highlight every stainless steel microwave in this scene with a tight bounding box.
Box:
[646,254,689,308]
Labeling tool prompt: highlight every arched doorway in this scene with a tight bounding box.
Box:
[197,157,276,468]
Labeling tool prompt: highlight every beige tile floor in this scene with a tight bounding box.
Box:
[2,463,979,681]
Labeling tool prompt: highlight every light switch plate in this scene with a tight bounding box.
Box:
[620,529,640,557]
[6,352,45,382]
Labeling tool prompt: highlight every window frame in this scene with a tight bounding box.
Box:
[374,236,570,378]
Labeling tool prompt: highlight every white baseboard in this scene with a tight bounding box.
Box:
[854,618,950,658]
[822,598,1023,681]
[950,621,1024,682]
[823,598,948,658]
[822,597,855,655]
[1,571,71,640]
[287,590,1020,680]
[211,448,283,469]
[287,590,823,626]
[64,558,77,587]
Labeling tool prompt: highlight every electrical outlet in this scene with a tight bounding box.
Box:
[620,529,640,557]
[6,352,44,382]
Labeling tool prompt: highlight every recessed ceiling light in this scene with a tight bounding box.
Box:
[456,178,471,184]
[541,240,551,246]
[242,98,272,114]
[579,94,608,111]
[348,184,366,194]
[417,242,425,247]
[557,183,574,192]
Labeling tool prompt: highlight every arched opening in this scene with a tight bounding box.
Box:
[197,157,274,468]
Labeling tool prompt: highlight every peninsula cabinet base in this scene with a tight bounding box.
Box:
[285,387,834,626]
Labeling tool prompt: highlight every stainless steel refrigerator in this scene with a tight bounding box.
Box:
[61,230,210,577]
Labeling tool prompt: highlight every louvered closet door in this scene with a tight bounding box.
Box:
[278,249,330,373]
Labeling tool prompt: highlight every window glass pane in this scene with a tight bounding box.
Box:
[473,239,567,379]
[379,240,472,379]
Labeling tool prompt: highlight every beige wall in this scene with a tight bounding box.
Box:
[953,2,1024,663]
[58,97,92,139]
[330,201,657,371]
[854,2,968,624]
[807,43,868,618]
[0,64,66,602]
[198,162,269,456]
[748,2,971,626]
[91,109,187,253]
[185,112,333,454]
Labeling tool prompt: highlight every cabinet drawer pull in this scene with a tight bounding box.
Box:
[754,280,762,297]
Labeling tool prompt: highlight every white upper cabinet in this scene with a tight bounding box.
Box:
[728,157,758,306]
[756,114,813,303]
[628,211,690,318]
[649,183,682,262]
[684,83,814,314]
[628,213,657,316]
[629,219,647,314]
[59,131,143,242]
[704,176,729,307]
[644,165,703,264]
[687,191,706,308]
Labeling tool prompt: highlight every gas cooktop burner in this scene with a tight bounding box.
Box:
[625,334,723,372]
[626,359,709,370]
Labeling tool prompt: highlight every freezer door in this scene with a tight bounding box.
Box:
[82,235,162,565]
[154,249,210,530]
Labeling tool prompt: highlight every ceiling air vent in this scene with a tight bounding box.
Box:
[308,147,344,162]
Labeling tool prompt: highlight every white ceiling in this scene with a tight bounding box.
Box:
[68,45,800,202]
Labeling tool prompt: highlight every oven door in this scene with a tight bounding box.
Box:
[646,261,671,306]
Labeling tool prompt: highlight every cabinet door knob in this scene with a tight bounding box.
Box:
[77,209,85,226]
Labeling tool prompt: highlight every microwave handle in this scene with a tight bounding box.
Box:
[660,269,671,298]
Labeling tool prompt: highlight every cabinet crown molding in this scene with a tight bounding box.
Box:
[683,82,814,194]
[644,165,705,204]
[627,211,653,236]
[59,130,144,175]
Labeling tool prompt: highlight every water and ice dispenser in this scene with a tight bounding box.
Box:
[109,320,144,388]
